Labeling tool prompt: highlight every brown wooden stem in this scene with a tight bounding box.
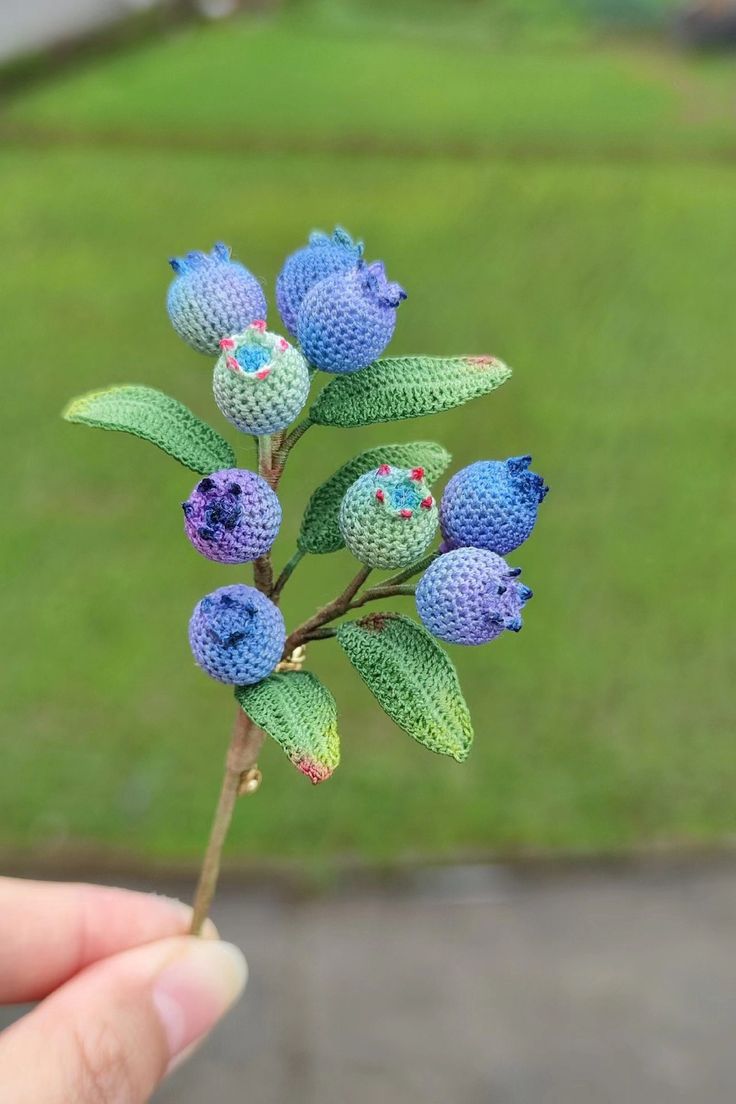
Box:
[190,709,264,936]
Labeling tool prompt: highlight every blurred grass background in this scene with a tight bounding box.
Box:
[0,0,734,869]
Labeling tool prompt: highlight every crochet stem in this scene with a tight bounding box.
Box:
[276,415,313,467]
[283,565,372,657]
[253,435,277,593]
[258,435,274,484]
[348,583,416,610]
[272,547,306,600]
[383,550,439,588]
[190,708,264,936]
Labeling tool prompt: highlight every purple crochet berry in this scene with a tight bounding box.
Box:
[167,242,267,355]
[276,227,363,337]
[440,457,548,556]
[182,469,281,564]
[189,584,285,685]
[415,548,533,646]
[296,260,407,374]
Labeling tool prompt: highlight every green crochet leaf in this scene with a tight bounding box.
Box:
[310,356,511,428]
[298,441,451,555]
[235,671,340,784]
[63,385,236,475]
[337,613,473,762]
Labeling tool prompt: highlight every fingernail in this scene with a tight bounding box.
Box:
[154,895,220,939]
[152,940,247,1060]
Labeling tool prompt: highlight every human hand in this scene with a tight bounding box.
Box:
[0,877,246,1103]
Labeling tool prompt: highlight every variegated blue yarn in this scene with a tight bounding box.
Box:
[339,464,437,568]
[297,261,407,374]
[182,468,281,564]
[440,457,548,555]
[416,547,533,646]
[167,242,267,355]
[189,584,285,685]
[276,227,363,337]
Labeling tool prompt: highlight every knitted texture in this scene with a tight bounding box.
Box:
[337,613,473,761]
[416,548,533,646]
[189,584,285,685]
[182,468,281,564]
[235,671,340,783]
[339,464,438,569]
[310,356,511,427]
[297,261,406,374]
[299,442,451,555]
[63,384,235,475]
[213,323,310,436]
[167,242,267,355]
[276,227,363,337]
[440,457,549,555]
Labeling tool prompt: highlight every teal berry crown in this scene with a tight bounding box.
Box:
[63,227,547,784]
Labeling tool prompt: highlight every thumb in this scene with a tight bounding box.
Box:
[0,935,246,1104]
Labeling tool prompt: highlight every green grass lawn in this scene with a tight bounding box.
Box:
[0,15,734,869]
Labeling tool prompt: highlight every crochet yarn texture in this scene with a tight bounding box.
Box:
[213,323,311,436]
[440,457,548,555]
[297,261,407,374]
[276,227,363,337]
[415,547,533,646]
[182,468,281,564]
[167,243,267,355]
[189,584,286,685]
[339,464,438,568]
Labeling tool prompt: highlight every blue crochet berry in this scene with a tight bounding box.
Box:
[415,548,533,646]
[276,227,363,337]
[213,323,311,436]
[167,242,267,355]
[182,469,281,564]
[189,584,285,685]
[440,457,548,556]
[297,260,407,374]
[339,464,438,568]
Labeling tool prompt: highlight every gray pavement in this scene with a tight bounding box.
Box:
[0,0,146,62]
[2,858,736,1102]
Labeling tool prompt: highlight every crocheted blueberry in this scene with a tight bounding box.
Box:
[189,584,285,686]
[415,547,533,646]
[213,323,311,436]
[339,464,438,569]
[167,243,267,355]
[182,469,281,564]
[276,227,364,337]
[440,457,548,555]
[297,261,407,374]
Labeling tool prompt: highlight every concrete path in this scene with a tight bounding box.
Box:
[0,0,142,62]
[2,858,735,1102]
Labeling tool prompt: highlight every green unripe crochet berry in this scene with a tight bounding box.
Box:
[339,464,438,568]
[213,322,310,436]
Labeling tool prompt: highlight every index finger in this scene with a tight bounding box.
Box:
[0,877,202,1003]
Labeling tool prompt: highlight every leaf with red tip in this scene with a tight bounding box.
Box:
[235,672,339,784]
[298,441,451,555]
[337,614,473,762]
[311,355,511,427]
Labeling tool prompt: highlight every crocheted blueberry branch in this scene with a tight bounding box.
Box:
[62,226,548,935]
